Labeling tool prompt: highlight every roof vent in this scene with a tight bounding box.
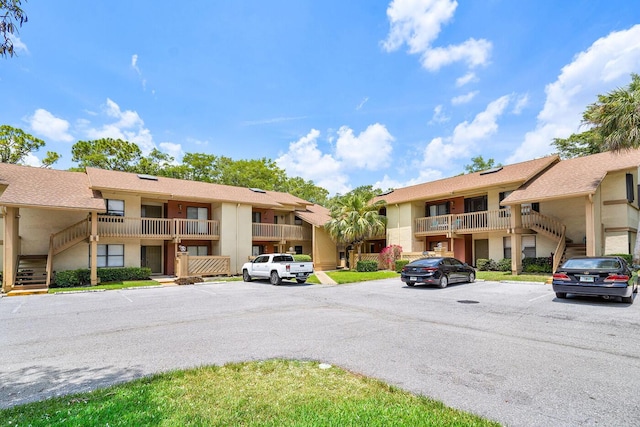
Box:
[378,189,394,196]
[249,187,266,193]
[479,167,503,176]
[137,174,159,181]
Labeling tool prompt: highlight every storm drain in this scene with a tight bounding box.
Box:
[457,300,480,304]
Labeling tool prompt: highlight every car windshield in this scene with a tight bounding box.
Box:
[562,258,622,270]
[411,258,442,267]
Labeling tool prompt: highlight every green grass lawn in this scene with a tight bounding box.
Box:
[0,360,499,426]
[307,270,550,285]
[48,280,161,293]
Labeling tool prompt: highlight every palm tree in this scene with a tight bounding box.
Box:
[325,193,387,265]
[584,73,640,262]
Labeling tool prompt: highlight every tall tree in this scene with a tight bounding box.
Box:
[1,0,27,58]
[281,176,329,206]
[217,157,288,190]
[71,138,143,172]
[463,156,502,173]
[0,125,59,167]
[552,128,604,159]
[325,193,387,264]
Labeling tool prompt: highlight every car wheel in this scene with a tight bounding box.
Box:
[438,275,448,289]
[468,272,475,283]
[622,294,634,304]
[634,283,638,294]
[242,270,252,282]
[270,271,282,286]
[406,282,415,287]
[555,292,567,299]
[296,279,306,284]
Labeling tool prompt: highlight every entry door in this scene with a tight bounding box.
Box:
[187,207,208,233]
[141,246,162,274]
[474,239,489,266]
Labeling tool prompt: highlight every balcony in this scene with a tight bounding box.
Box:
[252,223,312,241]
[95,216,220,240]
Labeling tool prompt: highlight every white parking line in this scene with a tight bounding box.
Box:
[12,302,23,314]
[528,293,549,302]
[118,292,133,302]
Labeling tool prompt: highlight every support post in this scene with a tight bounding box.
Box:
[90,211,98,285]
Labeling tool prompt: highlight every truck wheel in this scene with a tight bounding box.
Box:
[242,270,252,282]
[270,271,282,286]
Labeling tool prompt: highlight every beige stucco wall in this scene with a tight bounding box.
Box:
[19,208,89,255]
[386,202,425,253]
[541,197,585,244]
[218,202,252,274]
[312,227,338,271]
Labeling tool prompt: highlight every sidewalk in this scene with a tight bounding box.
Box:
[314,271,337,285]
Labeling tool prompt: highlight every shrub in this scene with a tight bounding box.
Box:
[476,259,497,271]
[293,254,312,262]
[175,276,204,285]
[522,257,552,273]
[378,245,403,270]
[497,258,511,272]
[606,253,632,264]
[356,260,378,272]
[53,267,151,287]
[395,259,410,273]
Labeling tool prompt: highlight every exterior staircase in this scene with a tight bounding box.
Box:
[9,255,49,295]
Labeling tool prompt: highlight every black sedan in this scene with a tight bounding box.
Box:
[401,257,475,288]
[552,256,638,304]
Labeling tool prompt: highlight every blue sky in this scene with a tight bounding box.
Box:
[3,0,640,195]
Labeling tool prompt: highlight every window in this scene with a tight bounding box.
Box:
[294,216,302,225]
[96,244,124,267]
[187,246,208,256]
[295,245,303,254]
[503,236,536,259]
[187,207,208,233]
[252,212,262,223]
[252,245,264,256]
[105,199,125,216]
[626,173,635,204]
[254,255,269,263]
[464,196,487,213]
[427,202,449,217]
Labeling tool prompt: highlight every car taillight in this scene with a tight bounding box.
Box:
[604,274,629,282]
[419,267,438,273]
[553,273,570,281]
[286,264,290,272]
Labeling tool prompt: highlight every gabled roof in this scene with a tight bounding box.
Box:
[85,168,307,209]
[502,149,640,205]
[0,163,105,211]
[375,155,559,204]
[294,204,331,227]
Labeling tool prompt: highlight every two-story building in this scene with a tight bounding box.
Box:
[0,164,337,294]
[379,150,640,273]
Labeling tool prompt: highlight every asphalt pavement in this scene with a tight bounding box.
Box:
[1,278,639,426]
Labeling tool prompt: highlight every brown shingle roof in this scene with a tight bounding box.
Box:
[85,168,304,208]
[375,155,559,204]
[502,149,640,205]
[0,163,105,211]
[295,204,331,227]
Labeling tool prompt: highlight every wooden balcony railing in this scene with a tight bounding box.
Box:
[95,216,220,239]
[252,223,312,241]
[415,209,562,237]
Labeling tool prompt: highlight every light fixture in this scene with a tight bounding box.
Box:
[178,204,182,210]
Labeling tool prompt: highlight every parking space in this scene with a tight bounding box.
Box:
[1,279,639,426]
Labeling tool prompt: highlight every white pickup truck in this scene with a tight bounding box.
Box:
[242,253,314,285]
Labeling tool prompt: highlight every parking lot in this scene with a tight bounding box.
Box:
[1,278,639,426]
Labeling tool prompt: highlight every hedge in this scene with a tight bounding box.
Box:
[356,260,378,272]
[395,259,410,273]
[53,267,152,288]
[293,254,312,262]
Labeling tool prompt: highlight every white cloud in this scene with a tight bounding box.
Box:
[21,153,41,167]
[451,90,478,105]
[28,109,74,142]
[276,129,350,195]
[159,142,184,162]
[131,54,147,90]
[456,71,477,87]
[374,168,444,190]
[512,93,529,115]
[356,97,369,110]
[7,33,28,54]
[508,24,640,163]
[422,95,511,166]
[382,0,491,73]
[80,98,155,153]
[429,104,449,124]
[452,95,510,144]
[335,123,394,170]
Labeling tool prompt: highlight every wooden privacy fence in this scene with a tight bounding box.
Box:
[175,253,231,278]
